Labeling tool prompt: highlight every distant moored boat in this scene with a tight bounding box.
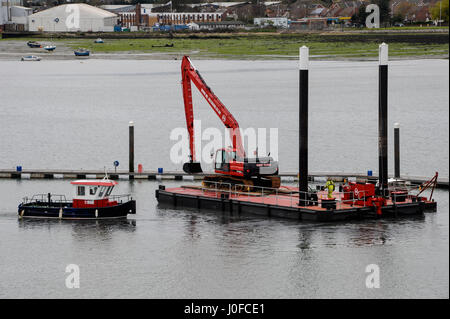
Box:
[43,45,56,51]
[94,38,104,43]
[21,55,41,61]
[27,41,42,48]
[74,48,90,56]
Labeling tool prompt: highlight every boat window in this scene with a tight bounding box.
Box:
[77,186,85,196]
[105,186,114,196]
[89,186,97,195]
[215,150,224,169]
[98,186,106,197]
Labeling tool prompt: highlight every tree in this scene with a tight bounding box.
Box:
[430,0,449,23]
[393,1,413,24]
[351,4,368,26]
[391,13,404,24]
[396,1,413,17]
[375,0,390,25]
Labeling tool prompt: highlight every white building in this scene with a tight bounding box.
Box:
[187,22,199,30]
[158,12,223,24]
[11,5,32,24]
[1,0,23,27]
[28,3,118,32]
[254,17,288,28]
[197,21,245,30]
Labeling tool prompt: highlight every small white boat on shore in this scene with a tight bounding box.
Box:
[94,38,104,43]
[21,55,41,61]
[43,45,56,51]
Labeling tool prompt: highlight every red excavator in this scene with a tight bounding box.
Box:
[181,56,280,189]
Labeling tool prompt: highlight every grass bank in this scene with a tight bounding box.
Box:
[5,32,449,59]
[63,33,450,59]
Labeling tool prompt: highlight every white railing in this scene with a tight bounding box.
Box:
[22,194,68,204]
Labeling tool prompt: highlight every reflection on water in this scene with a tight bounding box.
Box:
[351,222,389,247]
[17,218,137,241]
[166,204,428,249]
[184,215,201,240]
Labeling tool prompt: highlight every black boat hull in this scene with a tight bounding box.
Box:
[18,200,136,219]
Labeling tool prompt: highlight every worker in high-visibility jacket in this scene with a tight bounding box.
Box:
[325,179,335,199]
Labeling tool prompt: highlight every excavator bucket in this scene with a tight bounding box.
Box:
[183,162,203,174]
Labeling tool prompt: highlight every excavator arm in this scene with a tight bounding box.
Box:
[181,56,245,173]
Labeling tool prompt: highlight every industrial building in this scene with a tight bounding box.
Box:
[27,3,118,32]
[196,20,245,30]
[1,0,28,31]
[157,12,223,25]
[254,17,289,28]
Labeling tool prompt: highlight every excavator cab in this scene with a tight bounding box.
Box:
[183,149,236,174]
[214,148,239,172]
[214,149,227,171]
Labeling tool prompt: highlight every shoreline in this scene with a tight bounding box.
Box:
[2,30,448,61]
[2,27,449,38]
[1,43,448,62]
[1,53,449,61]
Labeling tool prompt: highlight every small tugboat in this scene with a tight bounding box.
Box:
[27,41,42,48]
[43,45,56,51]
[18,177,136,219]
[21,55,41,61]
[74,48,90,57]
[94,38,104,43]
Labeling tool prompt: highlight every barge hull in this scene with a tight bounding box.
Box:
[156,188,436,222]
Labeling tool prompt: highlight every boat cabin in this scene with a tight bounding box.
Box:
[70,179,118,208]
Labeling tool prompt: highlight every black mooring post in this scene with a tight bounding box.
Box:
[394,122,400,179]
[299,46,309,206]
[129,121,135,176]
[378,43,388,197]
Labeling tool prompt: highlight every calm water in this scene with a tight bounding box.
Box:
[0,180,448,298]
[0,59,448,298]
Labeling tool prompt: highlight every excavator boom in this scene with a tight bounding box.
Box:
[180,56,280,189]
[181,56,245,173]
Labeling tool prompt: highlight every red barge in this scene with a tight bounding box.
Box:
[156,49,439,222]
[156,178,437,222]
